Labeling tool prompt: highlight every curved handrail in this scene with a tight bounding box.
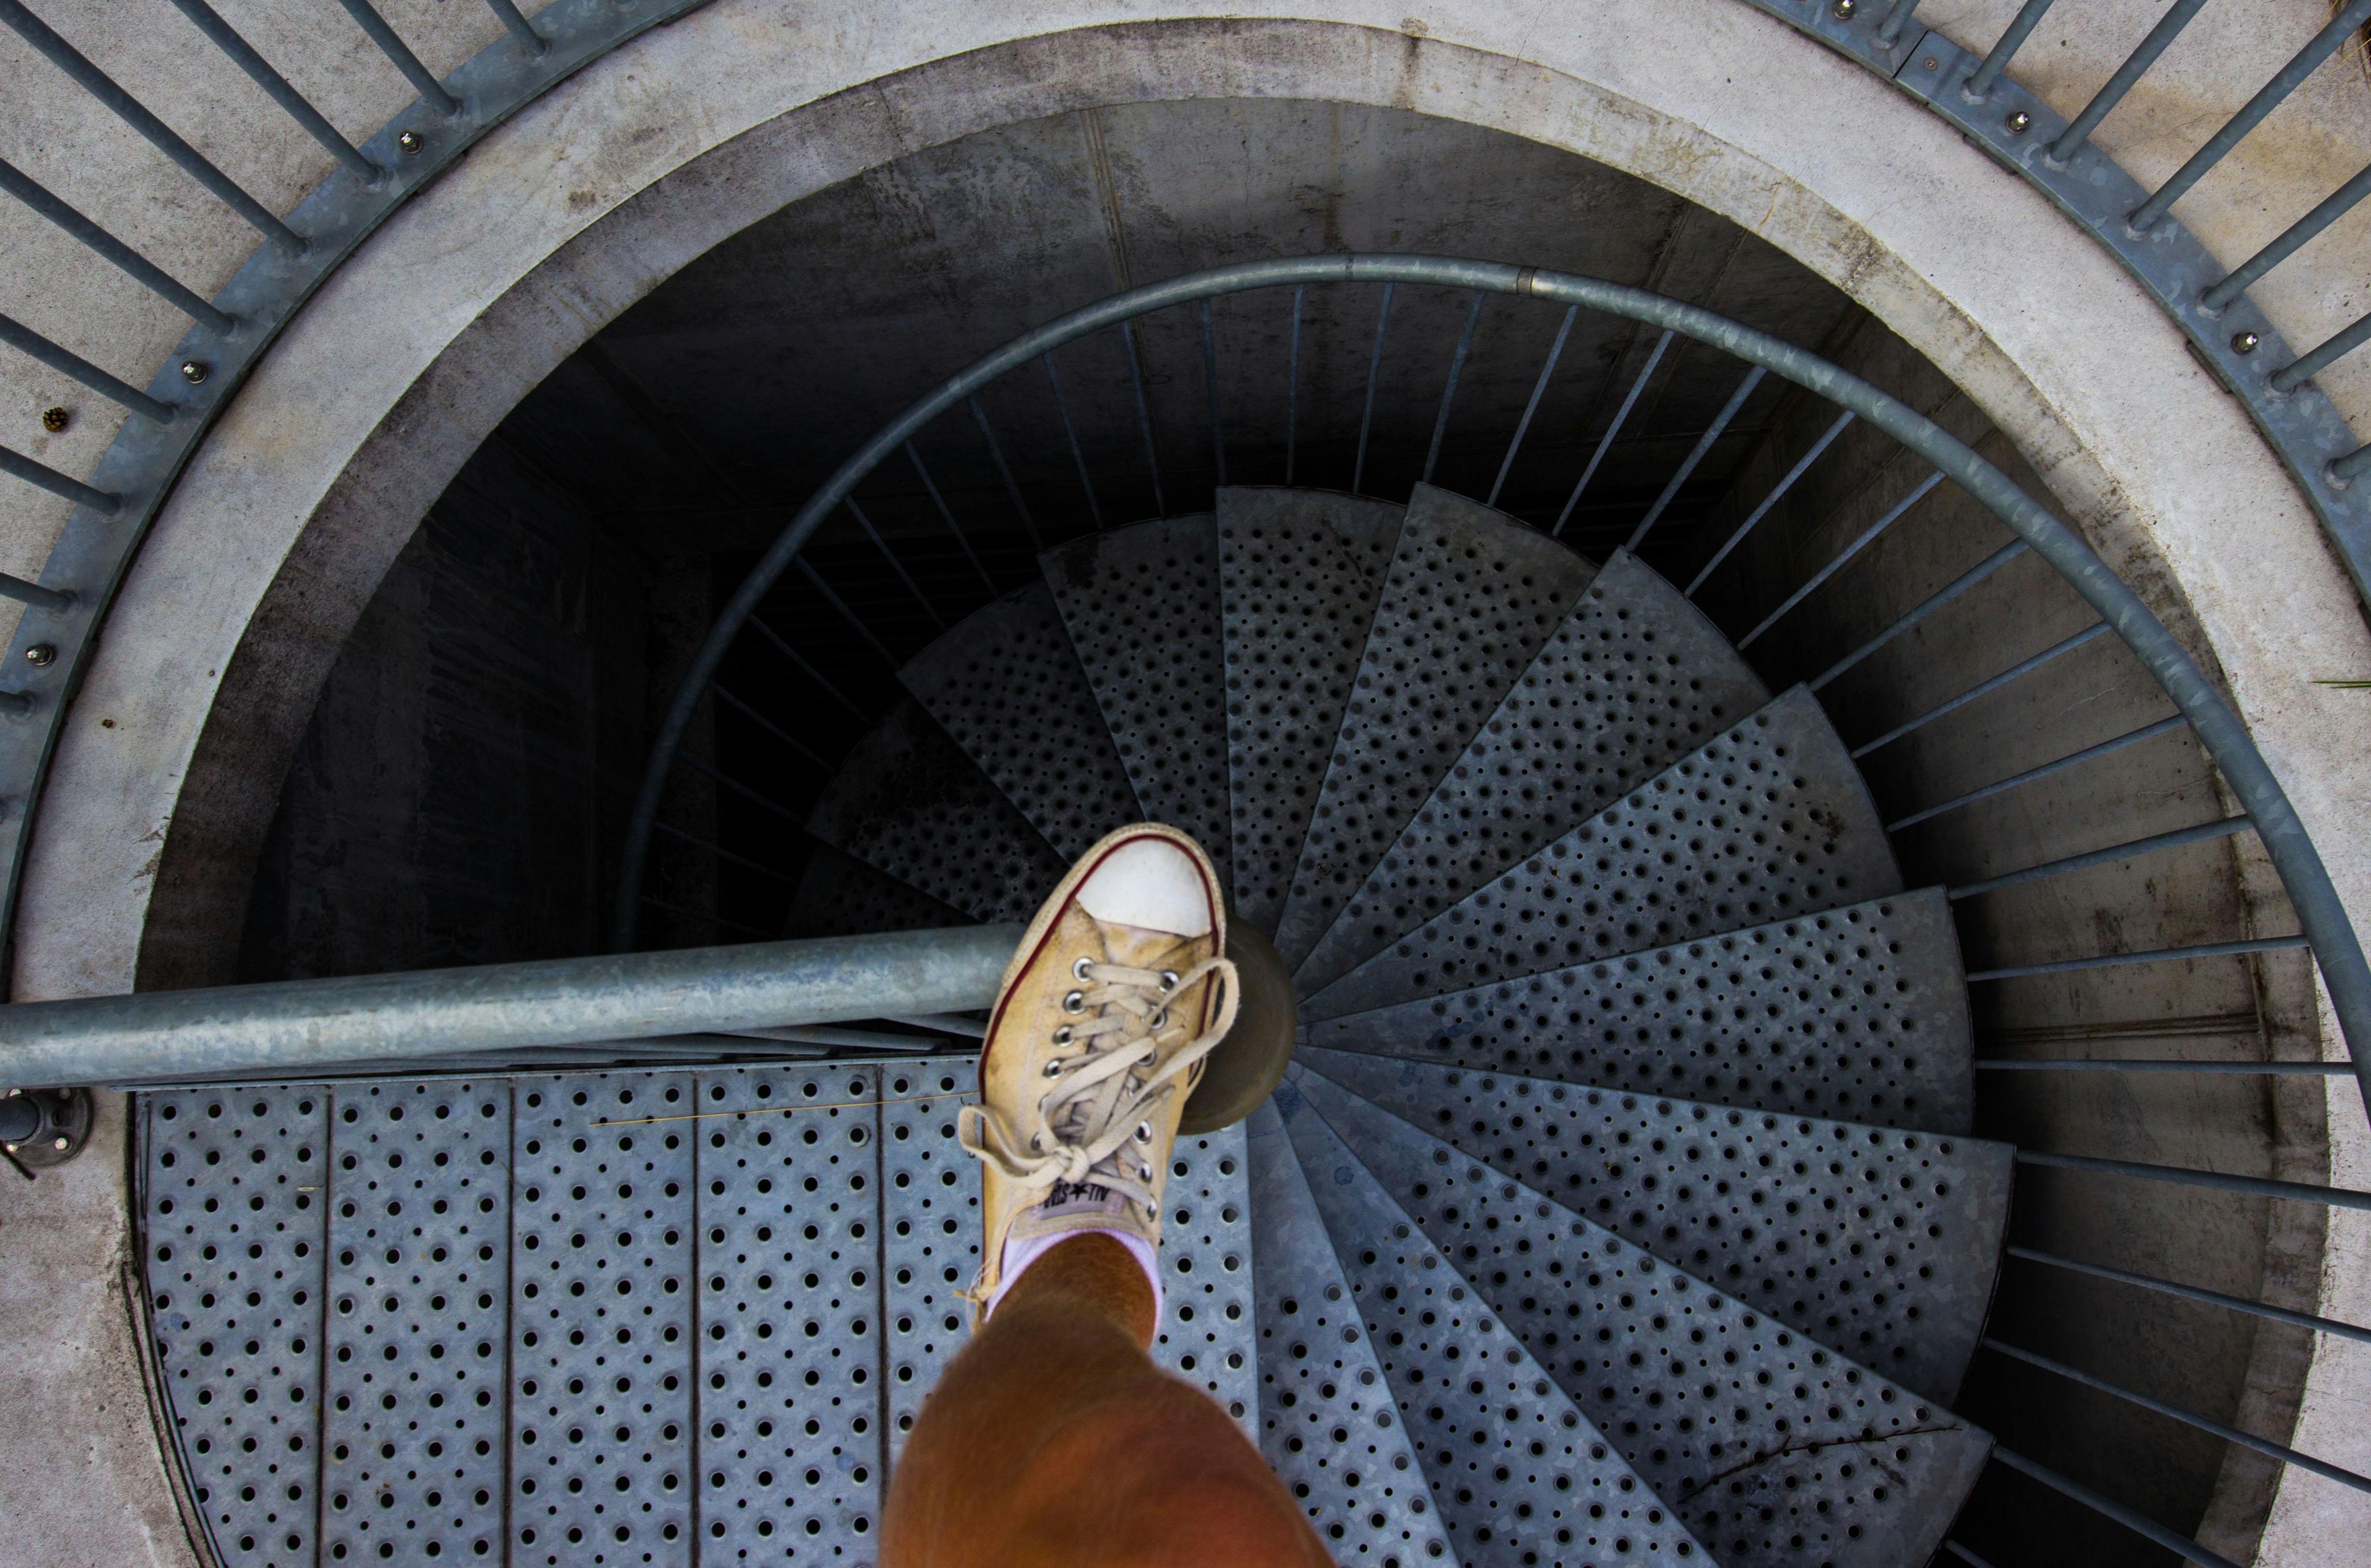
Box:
[615,252,2371,1123]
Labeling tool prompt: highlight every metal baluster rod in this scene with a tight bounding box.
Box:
[1284,284,1303,487]
[0,0,305,255]
[1353,282,1395,494]
[793,559,897,668]
[2202,161,2371,312]
[904,441,994,593]
[0,313,175,422]
[2015,1147,2371,1212]
[2272,308,2371,394]
[967,396,1041,551]
[1685,407,1854,597]
[1875,0,1919,47]
[639,896,785,942]
[653,820,799,886]
[0,572,72,612]
[1810,538,2029,691]
[1627,365,1764,550]
[0,924,1022,1091]
[2006,1244,2371,1346]
[677,752,801,823]
[845,498,944,630]
[1886,710,2181,829]
[0,443,119,513]
[1199,297,1226,492]
[2049,0,2213,164]
[1555,328,1673,536]
[1736,469,1942,650]
[1979,1056,2344,1073]
[1990,1447,2243,1568]
[711,684,825,770]
[1120,318,1165,515]
[2131,0,2371,232]
[1948,815,2254,901]
[167,0,379,182]
[1965,0,2056,100]
[0,160,236,333]
[331,0,461,114]
[1966,931,2308,982]
[1423,289,1484,485]
[1490,303,1577,507]
[1039,352,1103,529]
[742,617,866,723]
[1852,621,2110,757]
[482,0,546,55]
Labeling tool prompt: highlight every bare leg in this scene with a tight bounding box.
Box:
[882,1234,1328,1568]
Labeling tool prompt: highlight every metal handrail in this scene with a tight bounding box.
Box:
[611,252,2371,1131]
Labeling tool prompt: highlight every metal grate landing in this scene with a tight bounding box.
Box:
[138,1060,1254,1568]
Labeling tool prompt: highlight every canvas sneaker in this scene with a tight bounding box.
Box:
[958,824,1237,1318]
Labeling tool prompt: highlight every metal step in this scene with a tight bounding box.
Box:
[783,844,970,939]
[1291,1067,1993,1568]
[1218,487,1405,931]
[1295,1047,2011,1404]
[1270,486,1597,971]
[1278,1085,1716,1568]
[805,698,1066,924]
[1303,887,1973,1135]
[1303,686,1903,1023]
[1295,550,1770,998]
[1039,514,1234,888]
[899,579,1141,863]
[1246,1099,1458,1564]
[141,1062,1255,1568]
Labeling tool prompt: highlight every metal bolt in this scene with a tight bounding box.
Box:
[52,1137,67,1151]
[397,130,425,155]
[2005,111,2032,135]
[1922,56,1938,71]
[179,359,209,385]
[39,406,67,434]
[23,644,54,667]
[2231,330,2261,355]
[1831,0,1855,16]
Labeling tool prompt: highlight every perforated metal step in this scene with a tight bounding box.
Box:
[1304,686,1903,1023]
[1277,1087,1715,1568]
[1303,887,1973,1135]
[139,1062,1255,1568]
[1246,1100,1456,1564]
[805,699,1067,924]
[1218,488,1405,931]
[1039,514,1234,888]
[900,579,1142,863]
[1289,1067,1993,1568]
[1270,486,1597,971]
[1295,550,1770,998]
[1296,1048,2011,1403]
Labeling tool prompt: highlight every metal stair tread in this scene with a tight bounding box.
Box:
[805,697,1067,924]
[1271,485,1598,970]
[1039,512,1233,887]
[1295,550,1771,997]
[1303,686,1903,1023]
[1247,1100,1459,1564]
[1302,887,1973,1135]
[1288,1067,1993,1568]
[1278,1085,1716,1567]
[899,578,1142,863]
[1295,1046,2011,1404]
[1220,487,1406,930]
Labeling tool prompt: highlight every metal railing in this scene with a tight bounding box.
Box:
[0,0,2367,1001]
[597,251,2371,1568]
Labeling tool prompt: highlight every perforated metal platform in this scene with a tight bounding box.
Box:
[139,1061,1254,1568]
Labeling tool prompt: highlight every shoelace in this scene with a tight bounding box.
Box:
[958,953,1241,1215]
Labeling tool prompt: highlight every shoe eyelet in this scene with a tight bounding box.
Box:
[1148,1007,1168,1030]
[1051,1026,1074,1046]
[1134,1121,1152,1143]
[1072,956,1096,981]
[1042,1059,1064,1078]
[1062,990,1086,1014]
[1159,970,1180,993]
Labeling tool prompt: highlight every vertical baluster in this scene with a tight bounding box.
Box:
[1553,328,1671,537]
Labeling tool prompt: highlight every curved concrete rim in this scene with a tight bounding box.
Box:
[8,6,2370,1559]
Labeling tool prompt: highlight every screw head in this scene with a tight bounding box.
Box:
[397,130,425,155]
[2005,110,2032,135]
[39,406,67,434]
[23,644,54,668]
[1922,56,1939,70]
[52,1137,67,1152]
[1831,0,1855,15]
[2232,330,2261,355]
[179,359,208,385]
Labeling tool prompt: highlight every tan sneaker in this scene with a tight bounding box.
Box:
[958,824,1238,1317]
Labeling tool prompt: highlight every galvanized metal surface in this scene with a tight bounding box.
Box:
[1296,552,1771,998]
[1039,515,1235,890]
[1278,1088,1715,1567]
[1292,1068,1992,1568]
[1271,487,1596,971]
[805,699,1066,925]
[1298,1049,2012,1405]
[1306,686,1904,1024]
[139,1060,1256,1568]
[900,581,1141,864]
[1219,487,1404,931]
[1303,889,1974,1136]
[1245,1101,1454,1565]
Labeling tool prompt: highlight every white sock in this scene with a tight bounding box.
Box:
[987,1227,1164,1322]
